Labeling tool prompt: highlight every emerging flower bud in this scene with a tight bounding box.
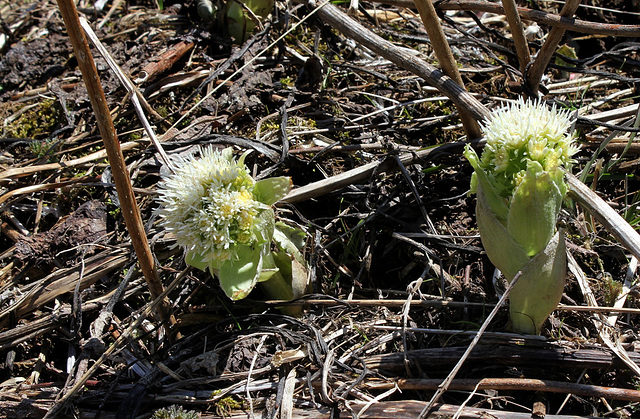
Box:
[156,147,263,264]
[465,99,579,334]
[157,147,296,300]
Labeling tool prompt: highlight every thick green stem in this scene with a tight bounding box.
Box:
[258,271,302,316]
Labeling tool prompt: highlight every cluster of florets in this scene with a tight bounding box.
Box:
[156,147,262,263]
[476,98,580,197]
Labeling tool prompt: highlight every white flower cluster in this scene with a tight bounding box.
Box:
[156,147,262,263]
[479,98,580,194]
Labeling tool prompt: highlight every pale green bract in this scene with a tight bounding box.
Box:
[464,99,579,334]
[156,146,299,301]
[226,0,274,44]
[195,0,274,45]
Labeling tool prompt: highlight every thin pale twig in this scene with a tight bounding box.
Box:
[246,335,268,418]
[419,267,525,417]
[267,297,640,315]
[79,17,174,172]
[568,253,640,376]
[363,377,640,402]
[0,176,100,208]
[0,141,140,180]
[567,173,640,261]
[282,141,472,203]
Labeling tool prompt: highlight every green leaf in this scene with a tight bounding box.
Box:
[555,44,578,68]
[509,230,567,334]
[273,222,306,263]
[272,250,293,282]
[216,244,263,300]
[257,267,302,316]
[464,145,509,223]
[476,183,529,281]
[507,161,563,257]
[253,177,293,205]
[258,269,294,300]
[268,249,309,299]
[257,267,279,282]
[185,250,208,271]
[272,222,309,299]
[260,250,307,308]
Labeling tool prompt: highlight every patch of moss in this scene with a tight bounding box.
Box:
[4,100,65,140]
[214,396,242,417]
[602,275,623,307]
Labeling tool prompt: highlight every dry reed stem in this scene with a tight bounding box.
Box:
[376,0,640,37]
[271,298,640,315]
[412,0,481,138]
[54,0,171,322]
[79,17,174,171]
[282,141,469,203]
[364,377,640,402]
[566,174,640,261]
[526,0,583,95]
[309,0,490,122]
[500,0,531,73]
[568,253,640,376]
[0,176,96,207]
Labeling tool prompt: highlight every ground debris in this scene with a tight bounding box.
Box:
[14,199,107,268]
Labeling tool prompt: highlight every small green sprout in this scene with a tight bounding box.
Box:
[225,0,274,44]
[464,98,579,334]
[157,147,308,302]
[197,0,273,44]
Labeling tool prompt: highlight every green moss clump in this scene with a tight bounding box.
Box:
[602,275,623,307]
[5,100,65,140]
[214,396,242,416]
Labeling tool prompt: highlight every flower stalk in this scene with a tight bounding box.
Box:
[464,99,579,334]
[157,147,308,303]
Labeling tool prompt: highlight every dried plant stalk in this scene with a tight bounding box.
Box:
[501,0,531,73]
[310,0,490,122]
[0,141,139,181]
[55,0,171,321]
[566,173,640,260]
[526,0,582,94]
[412,0,481,138]
[373,0,640,37]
